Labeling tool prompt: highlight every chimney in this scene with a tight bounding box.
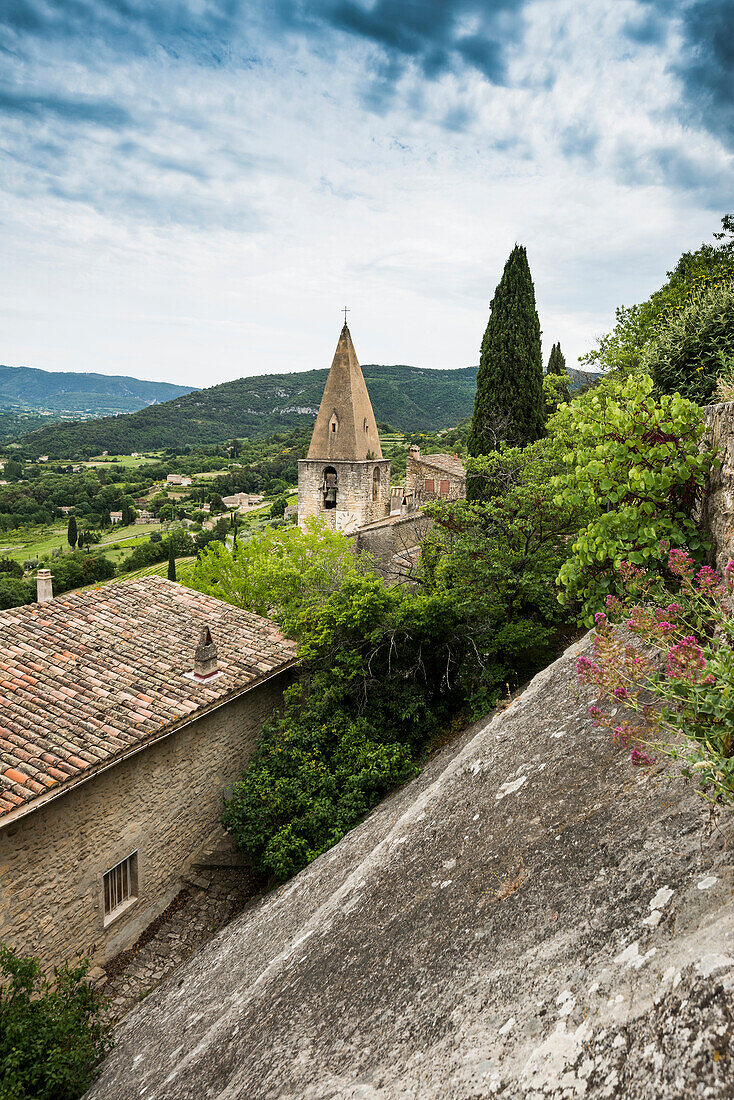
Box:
[409,444,420,457]
[36,569,54,604]
[193,626,218,680]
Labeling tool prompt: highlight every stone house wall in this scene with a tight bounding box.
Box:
[405,454,465,501]
[298,458,391,533]
[0,672,290,976]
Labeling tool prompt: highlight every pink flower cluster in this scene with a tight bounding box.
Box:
[620,560,643,584]
[630,748,655,767]
[665,636,706,682]
[668,548,694,578]
[696,566,724,597]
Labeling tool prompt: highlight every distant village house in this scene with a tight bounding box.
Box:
[166,474,192,487]
[0,576,295,976]
[405,447,466,502]
[221,493,263,511]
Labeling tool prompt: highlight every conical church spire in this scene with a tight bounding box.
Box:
[307,323,383,461]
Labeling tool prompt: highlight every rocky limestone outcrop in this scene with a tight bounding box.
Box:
[88,634,734,1099]
[701,400,734,575]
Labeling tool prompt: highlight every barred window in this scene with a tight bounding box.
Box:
[424,479,434,493]
[103,852,138,920]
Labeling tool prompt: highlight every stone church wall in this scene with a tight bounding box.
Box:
[298,458,391,533]
[0,672,290,976]
[351,512,433,580]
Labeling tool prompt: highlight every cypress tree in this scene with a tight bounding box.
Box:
[167,541,177,582]
[467,245,544,454]
[67,515,77,550]
[546,340,570,407]
[546,341,566,376]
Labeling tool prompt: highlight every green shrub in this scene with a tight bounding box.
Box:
[0,577,33,609]
[208,534,472,881]
[0,945,111,1100]
[552,374,713,623]
[645,278,734,404]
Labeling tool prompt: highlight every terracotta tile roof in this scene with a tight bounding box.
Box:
[0,577,296,820]
[419,453,466,477]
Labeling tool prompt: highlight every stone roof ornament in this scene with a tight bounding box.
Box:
[36,569,53,604]
[194,626,218,680]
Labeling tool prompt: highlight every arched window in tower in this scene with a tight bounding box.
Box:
[323,467,338,509]
[363,417,368,432]
[372,466,380,502]
[329,413,339,435]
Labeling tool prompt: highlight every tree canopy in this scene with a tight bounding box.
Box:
[468,245,544,454]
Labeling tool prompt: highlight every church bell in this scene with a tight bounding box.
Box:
[323,469,338,508]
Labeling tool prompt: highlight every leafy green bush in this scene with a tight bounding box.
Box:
[0,945,111,1100]
[552,374,713,623]
[193,520,364,628]
[0,577,33,609]
[424,437,589,709]
[645,278,734,404]
[200,527,471,881]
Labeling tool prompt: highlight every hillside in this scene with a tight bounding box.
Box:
[14,363,600,456]
[0,364,193,443]
[17,365,482,456]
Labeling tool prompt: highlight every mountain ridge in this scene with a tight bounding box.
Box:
[11,362,600,456]
[15,364,481,456]
[0,363,194,415]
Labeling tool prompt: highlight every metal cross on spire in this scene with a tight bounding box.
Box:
[342,306,350,326]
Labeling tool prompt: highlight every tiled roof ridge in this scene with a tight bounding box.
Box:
[0,577,296,821]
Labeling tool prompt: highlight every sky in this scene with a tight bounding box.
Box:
[1,1,733,387]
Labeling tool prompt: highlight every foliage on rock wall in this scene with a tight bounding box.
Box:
[0,945,111,1100]
[552,374,713,623]
[645,278,734,405]
[468,245,544,453]
[579,549,734,805]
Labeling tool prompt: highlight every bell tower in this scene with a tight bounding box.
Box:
[298,321,391,533]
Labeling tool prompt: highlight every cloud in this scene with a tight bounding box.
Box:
[676,0,734,147]
[1,0,246,61]
[271,0,527,112]
[0,87,132,127]
[630,0,734,149]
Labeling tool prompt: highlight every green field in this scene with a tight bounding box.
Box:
[82,454,161,467]
[85,556,197,588]
[0,520,168,565]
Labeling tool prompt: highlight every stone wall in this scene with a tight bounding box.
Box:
[701,401,734,574]
[352,512,433,580]
[0,673,289,975]
[297,458,391,533]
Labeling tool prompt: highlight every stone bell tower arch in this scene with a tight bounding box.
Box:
[298,321,391,533]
